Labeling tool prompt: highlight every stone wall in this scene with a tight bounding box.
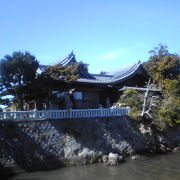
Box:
[0,116,180,170]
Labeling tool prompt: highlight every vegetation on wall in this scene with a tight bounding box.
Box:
[118,89,143,120]
[144,44,180,128]
[119,44,180,130]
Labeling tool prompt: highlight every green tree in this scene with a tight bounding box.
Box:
[144,44,180,83]
[157,96,180,127]
[143,44,180,128]
[43,61,88,83]
[0,51,39,109]
[148,43,169,57]
[118,89,143,120]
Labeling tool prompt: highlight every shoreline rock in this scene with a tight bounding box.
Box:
[0,117,180,170]
[130,154,144,160]
[105,153,124,166]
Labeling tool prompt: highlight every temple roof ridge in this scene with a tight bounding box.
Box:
[50,51,77,66]
[108,61,140,76]
[77,61,143,84]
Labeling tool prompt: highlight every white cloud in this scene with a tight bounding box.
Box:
[98,48,130,61]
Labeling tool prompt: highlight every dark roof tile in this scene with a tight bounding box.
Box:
[37,53,143,85]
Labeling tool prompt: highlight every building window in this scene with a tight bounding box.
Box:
[74,92,83,100]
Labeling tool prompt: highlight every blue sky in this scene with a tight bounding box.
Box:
[0,0,180,73]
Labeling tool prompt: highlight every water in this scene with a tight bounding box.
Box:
[7,152,180,180]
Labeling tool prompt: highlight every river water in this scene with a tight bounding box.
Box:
[9,152,180,180]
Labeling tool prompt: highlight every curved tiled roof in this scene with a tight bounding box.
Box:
[37,52,144,85]
[77,61,142,84]
[37,52,77,74]
[109,62,140,79]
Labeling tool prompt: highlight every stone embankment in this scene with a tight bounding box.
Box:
[0,116,180,170]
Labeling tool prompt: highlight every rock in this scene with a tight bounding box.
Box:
[106,153,124,166]
[139,124,152,135]
[131,154,143,160]
[89,155,99,163]
[102,155,108,163]
[156,134,171,147]
[138,123,156,146]
[173,147,180,152]
[78,148,90,158]
[118,155,124,162]
[107,153,118,166]
[76,148,100,164]
[1,117,180,169]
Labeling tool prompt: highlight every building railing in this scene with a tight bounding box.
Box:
[0,107,130,121]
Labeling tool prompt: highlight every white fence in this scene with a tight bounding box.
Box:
[0,107,130,121]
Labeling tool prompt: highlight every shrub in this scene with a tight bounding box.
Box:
[118,89,143,120]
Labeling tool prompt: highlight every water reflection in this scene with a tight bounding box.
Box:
[8,152,180,180]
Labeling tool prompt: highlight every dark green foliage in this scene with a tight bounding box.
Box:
[144,44,180,128]
[162,79,180,97]
[0,52,39,86]
[100,71,108,75]
[157,97,180,126]
[157,55,179,80]
[43,63,81,82]
[43,61,88,82]
[118,89,143,120]
[0,51,39,109]
[144,44,180,84]
[0,97,10,106]
[148,43,169,58]
[119,44,180,128]
[76,61,89,75]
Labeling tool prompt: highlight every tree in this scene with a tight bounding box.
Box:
[100,71,108,75]
[144,44,180,83]
[143,44,180,128]
[157,55,180,80]
[118,89,143,120]
[0,51,39,109]
[115,44,180,128]
[43,61,88,83]
[157,96,180,127]
[148,43,169,57]
[144,44,169,81]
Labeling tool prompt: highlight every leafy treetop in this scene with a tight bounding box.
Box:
[143,44,180,128]
[0,51,39,108]
[43,61,88,83]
